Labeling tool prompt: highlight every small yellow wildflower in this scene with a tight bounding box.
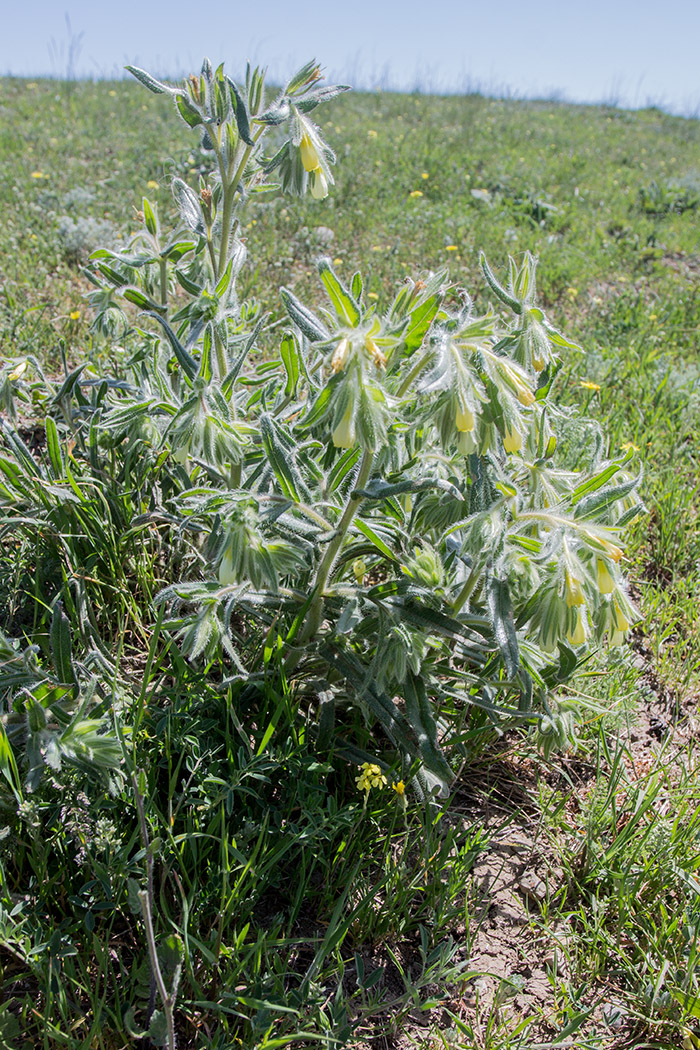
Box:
[30,171,45,179]
[7,361,28,382]
[567,607,587,646]
[409,190,423,198]
[565,569,585,607]
[367,129,378,139]
[355,762,387,793]
[300,133,320,172]
[566,287,578,299]
[69,310,81,321]
[367,292,378,300]
[392,780,405,796]
[445,245,458,252]
[147,180,159,189]
[579,380,601,391]
[421,172,429,180]
[503,427,522,455]
[597,560,615,594]
[620,441,640,452]
[332,257,343,266]
[109,90,117,97]
[649,313,657,321]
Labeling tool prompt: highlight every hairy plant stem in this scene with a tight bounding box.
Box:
[138,889,178,1050]
[451,563,482,615]
[159,257,168,312]
[132,773,157,1027]
[298,448,374,644]
[396,349,432,398]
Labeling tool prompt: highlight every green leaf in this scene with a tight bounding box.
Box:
[260,414,301,502]
[147,314,198,381]
[44,416,64,479]
[50,602,77,690]
[226,77,254,146]
[485,573,519,678]
[148,1009,169,1046]
[142,197,158,237]
[171,178,205,236]
[123,287,165,313]
[280,287,330,342]
[480,252,521,313]
[279,332,300,397]
[318,258,361,327]
[125,65,173,95]
[402,293,442,353]
[175,93,203,128]
[354,519,397,562]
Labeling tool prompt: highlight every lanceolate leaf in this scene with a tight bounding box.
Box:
[125,65,174,95]
[485,572,520,679]
[318,258,361,327]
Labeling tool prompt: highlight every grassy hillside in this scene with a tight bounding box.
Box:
[0,74,699,1049]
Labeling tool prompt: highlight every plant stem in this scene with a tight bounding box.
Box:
[299,448,373,643]
[451,563,482,615]
[397,349,432,398]
[138,890,177,1050]
[159,257,168,312]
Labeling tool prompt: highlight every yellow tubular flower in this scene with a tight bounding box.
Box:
[567,607,587,646]
[300,134,320,172]
[597,559,615,594]
[332,402,356,448]
[218,549,236,586]
[565,569,586,607]
[516,386,535,406]
[503,427,522,454]
[310,167,329,200]
[455,404,475,432]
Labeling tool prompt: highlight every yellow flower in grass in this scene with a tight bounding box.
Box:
[620,441,640,452]
[409,190,423,198]
[147,180,159,189]
[355,762,387,793]
[69,310,81,321]
[580,380,600,391]
[392,780,405,796]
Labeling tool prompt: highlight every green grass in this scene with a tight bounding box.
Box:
[1,72,699,1048]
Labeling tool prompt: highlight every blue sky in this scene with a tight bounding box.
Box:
[2,0,699,115]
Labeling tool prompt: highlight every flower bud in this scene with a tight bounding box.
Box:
[331,337,350,373]
[365,336,386,370]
